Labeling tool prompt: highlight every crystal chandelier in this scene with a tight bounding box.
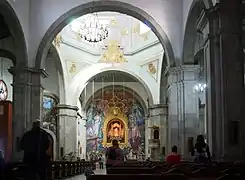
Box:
[80,13,108,43]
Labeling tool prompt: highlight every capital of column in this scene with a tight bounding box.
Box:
[148,104,168,117]
[56,104,79,118]
[9,67,48,78]
[168,65,200,84]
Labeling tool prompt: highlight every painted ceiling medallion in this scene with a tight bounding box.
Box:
[0,80,8,101]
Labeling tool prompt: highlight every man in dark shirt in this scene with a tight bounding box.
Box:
[20,119,51,180]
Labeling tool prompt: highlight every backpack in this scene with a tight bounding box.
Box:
[108,148,117,160]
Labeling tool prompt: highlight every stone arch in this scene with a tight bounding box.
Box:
[35,0,175,69]
[69,63,156,106]
[47,44,66,103]
[182,0,213,64]
[0,1,27,67]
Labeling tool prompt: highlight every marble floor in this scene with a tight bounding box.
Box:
[66,168,106,180]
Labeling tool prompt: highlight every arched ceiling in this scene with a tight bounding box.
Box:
[60,11,161,57]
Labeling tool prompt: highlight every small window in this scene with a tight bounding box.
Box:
[153,129,159,140]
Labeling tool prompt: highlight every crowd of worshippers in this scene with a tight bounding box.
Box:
[0,118,210,179]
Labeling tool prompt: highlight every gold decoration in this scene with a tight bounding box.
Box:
[102,106,128,148]
[99,40,127,63]
[141,33,148,41]
[110,19,117,25]
[148,63,157,74]
[121,28,129,36]
[53,34,62,48]
[74,32,81,41]
[69,62,76,73]
[132,24,140,34]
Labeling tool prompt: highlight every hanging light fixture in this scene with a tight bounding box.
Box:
[194,83,207,93]
[79,13,108,43]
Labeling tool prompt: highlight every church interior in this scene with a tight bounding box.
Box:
[0,0,245,179]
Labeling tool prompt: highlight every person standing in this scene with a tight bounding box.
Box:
[98,154,104,169]
[105,140,124,173]
[20,119,51,180]
[194,135,211,163]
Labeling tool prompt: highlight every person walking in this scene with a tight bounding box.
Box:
[20,119,51,180]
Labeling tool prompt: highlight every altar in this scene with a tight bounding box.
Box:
[102,106,128,148]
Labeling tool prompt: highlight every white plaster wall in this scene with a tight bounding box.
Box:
[9,0,182,66]
[0,57,13,101]
[59,41,163,73]
[7,0,30,50]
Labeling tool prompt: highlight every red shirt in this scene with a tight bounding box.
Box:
[166,153,181,164]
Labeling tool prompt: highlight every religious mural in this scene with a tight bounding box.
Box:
[86,86,145,157]
[42,96,58,135]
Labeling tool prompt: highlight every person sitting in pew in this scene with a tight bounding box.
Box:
[105,139,124,173]
[166,145,181,164]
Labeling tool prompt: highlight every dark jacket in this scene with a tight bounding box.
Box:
[20,128,50,166]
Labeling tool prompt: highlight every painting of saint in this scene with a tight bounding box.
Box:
[107,120,124,143]
[128,102,145,155]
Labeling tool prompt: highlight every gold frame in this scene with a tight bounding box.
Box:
[102,107,128,148]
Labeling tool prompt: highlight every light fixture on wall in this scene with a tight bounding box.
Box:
[78,13,108,43]
[194,83,207,93]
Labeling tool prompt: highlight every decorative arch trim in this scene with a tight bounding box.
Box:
[35,0,175,69]
[182,0,213,64]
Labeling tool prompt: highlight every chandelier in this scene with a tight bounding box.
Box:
[194,83,207,93]
[80,13,108,43]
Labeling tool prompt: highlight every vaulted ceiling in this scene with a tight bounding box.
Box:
[60,11,160,56]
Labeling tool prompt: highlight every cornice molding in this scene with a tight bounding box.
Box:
[56,104,79,111]
[62,37,160,56]
[8,67,48,78]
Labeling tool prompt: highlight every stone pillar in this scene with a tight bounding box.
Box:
[9,67,46,161]
[167,65,199,159]
[56,104,78,160]
[203,1,245,160]
[148,104,168,158]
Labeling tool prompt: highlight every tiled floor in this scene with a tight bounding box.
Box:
[66,168,106,180]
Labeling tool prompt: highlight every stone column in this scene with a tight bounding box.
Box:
[203,1,245,160]
[9,67,46,161]
[56,104,78,160]
[148,104,168,158]
[167,65,199,159]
